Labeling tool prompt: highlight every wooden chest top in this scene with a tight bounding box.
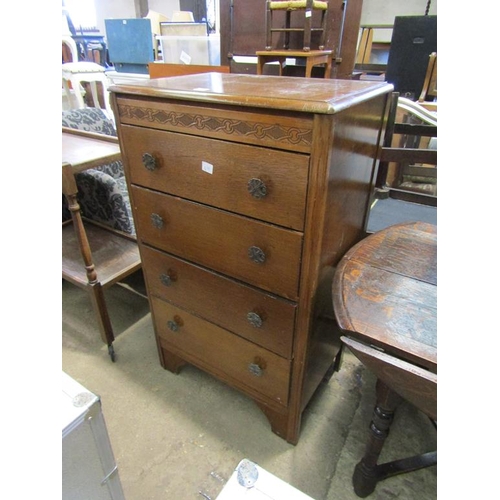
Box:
[109,73,393,114]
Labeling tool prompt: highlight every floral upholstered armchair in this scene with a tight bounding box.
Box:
[62,108,135,236]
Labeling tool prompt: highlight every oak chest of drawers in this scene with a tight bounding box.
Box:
[110,74,392,444]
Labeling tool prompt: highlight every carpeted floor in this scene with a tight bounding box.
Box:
[367,198,437,233]
[62,268,437,500]
[61,195,438,499]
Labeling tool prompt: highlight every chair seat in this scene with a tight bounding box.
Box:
[62,61,106,75]
[270,1,328,9]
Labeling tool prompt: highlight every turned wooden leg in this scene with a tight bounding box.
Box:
[88,282,115,348]
[353,379,402,497]
[63,163,116,361]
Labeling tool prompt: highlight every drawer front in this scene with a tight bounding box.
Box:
[153,298,291,406]
[121,125,309,231]
[141,246,296,358]
[132,186,303,300]
[115,97,314,154]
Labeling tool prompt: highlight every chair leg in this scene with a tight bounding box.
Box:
[99,77,113,120]
[69,77,86,108]
[266,3,273,50]
[62,78,75,108]
[303,9,312,51]
[284,10,292,49]
[89,81,101,109]
[319,10,327,50]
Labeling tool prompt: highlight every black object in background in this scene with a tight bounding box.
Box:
[385,16,437,100]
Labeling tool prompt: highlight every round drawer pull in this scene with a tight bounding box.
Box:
[248,363,264,377]
[167,320,179,332]
[167,315,183,332]
[160,273,173,287]
[151,213,164,229]
[247,312,263,328]
[248,246,266,264]
[247,178,267,199]
[142,153,157,171]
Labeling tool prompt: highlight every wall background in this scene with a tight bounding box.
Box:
[92,0,437,40]
[360,0,437,42]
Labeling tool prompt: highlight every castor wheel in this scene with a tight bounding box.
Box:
[108,344,116,362]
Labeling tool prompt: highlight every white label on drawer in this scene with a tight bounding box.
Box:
[202,161,214,174]
[180,50,192,65]
[305,10,312,17]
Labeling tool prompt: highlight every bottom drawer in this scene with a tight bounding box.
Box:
[152,297,291,406]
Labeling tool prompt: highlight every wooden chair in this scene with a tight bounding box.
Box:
[265,0,329,51]
[418,52,437,104]
[341,336,436,498]
[375,92,437,206]
[62,35,113,120]
[62,35,79,62]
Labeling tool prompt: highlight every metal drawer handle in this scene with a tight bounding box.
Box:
[167,315,183,332]
[247,312,263,328]
[151,213,164,229]
[248,362,264,377]
[248,246,266,264]
[247,178,267,199]
[142,153,157,171]
[159,272,176,287]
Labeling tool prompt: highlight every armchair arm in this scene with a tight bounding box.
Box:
[74,170,135,236]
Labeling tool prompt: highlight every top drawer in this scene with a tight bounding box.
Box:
[120,125,309,231]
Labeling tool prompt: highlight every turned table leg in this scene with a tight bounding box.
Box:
[63,163,116,361]
[353,379,402,497]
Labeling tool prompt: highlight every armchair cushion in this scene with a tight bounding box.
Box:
[62,108,135,236]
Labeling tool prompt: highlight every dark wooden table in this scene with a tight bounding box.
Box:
[332,221,437,497]
[62,127,141,361]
